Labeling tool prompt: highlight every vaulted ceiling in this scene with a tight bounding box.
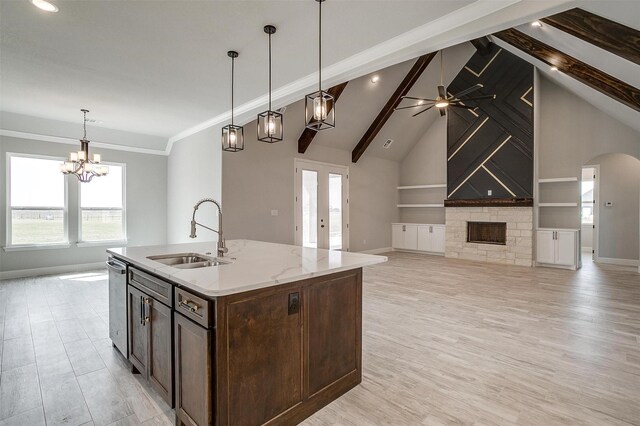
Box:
[492,2,640,133]
[0,0,577,152]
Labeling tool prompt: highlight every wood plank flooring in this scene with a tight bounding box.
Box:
[1,253,638,425]
[0,271,172,426]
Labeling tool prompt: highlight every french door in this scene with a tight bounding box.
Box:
[294,159,349,251]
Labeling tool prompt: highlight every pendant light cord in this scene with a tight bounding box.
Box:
[318,0,322,91]
[231,56,235,126]
[268,32,272,111]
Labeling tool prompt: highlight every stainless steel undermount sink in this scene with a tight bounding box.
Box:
[147,253,230,269]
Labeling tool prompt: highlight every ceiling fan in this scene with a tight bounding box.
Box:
[396,50,496,117]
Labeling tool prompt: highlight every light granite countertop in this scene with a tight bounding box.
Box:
[107,239,387,297]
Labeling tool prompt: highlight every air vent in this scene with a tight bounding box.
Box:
[383,139,394,149]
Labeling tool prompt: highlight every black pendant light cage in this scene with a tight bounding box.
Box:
[258,25,284,143]
[305,0,335,131]
[222,50,245,152]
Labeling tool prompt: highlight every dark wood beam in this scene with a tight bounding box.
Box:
[351,52,437,163]
[542,8,640,66]
[470,37,493,56]
[494,28,640,112]
[297,82,349,154]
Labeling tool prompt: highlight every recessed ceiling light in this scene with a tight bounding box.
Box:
[30,0,59,12]
[371,75,380,83]
[550,66,558,71]
[531,21,542,28]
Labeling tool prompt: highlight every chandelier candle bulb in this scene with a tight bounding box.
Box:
[93,154,101,163]
[78,150,86,161]
[70,152,78,162]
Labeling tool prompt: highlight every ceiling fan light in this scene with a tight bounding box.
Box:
[435,100,449,108]
[30,0,58,13]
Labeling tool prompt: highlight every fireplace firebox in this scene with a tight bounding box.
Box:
[467,222,507,245]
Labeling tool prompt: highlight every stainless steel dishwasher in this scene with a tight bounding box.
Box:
[107,257,128,357]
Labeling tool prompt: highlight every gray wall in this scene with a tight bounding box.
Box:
[398,117,447,224]
[589,153,640,261]
[0,135,167,273]
[537,75,640,231]
[221,110,399,253]
[167,126,222,245]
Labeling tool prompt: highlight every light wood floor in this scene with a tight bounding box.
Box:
[1,253,639,425]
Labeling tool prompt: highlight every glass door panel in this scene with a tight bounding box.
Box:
[328,173,343,250]
[302,170,318,248]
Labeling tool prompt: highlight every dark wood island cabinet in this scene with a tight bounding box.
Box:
[110,241,373,426]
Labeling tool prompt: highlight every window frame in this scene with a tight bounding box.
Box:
[77,161,127,246]
[5,152,70,250]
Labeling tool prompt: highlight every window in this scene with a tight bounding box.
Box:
[8,155,67,246]
[80,164,125,242]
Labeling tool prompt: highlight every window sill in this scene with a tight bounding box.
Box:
[77,240,128,248]
[3,243,72,252]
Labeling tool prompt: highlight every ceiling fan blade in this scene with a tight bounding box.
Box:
[452,83,483,99]
[439,108,446,117]
[437,85,446,99]
[460,94,496,102]
[451,104,479,110]
[412,105,434,117]
[401,96,436,102]
[395,103,435,111]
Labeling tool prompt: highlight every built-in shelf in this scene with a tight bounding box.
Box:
[397,184,447,190]
[397,204,445,208]
[538,202,578,207]
[538,177,578,183]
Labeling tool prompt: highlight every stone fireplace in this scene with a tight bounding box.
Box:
[444,201,533,267]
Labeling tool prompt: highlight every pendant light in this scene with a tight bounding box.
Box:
[60,109,109,183]
[222,50,244,152]
[305,0,335,131]
[258,25,284,143]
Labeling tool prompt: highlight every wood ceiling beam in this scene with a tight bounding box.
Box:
[297,82,349,154]
[541,8,640,66]
[494,28,640,112]
[351,52,437,163]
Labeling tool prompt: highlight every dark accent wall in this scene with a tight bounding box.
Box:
[447,43,533,200]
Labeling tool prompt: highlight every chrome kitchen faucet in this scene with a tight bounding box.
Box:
[189,198,228,257]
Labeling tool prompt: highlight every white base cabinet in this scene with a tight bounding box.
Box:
[536,228,580,270]
[392,223,445,254]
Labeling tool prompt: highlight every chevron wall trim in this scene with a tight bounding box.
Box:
[447,43,533,200]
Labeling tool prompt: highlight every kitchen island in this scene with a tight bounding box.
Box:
[107,239,386,426]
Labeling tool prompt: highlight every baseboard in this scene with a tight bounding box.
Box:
[392,249,445,256]
[596,257,639,267]
[0,262,106,281]
[358,247,393,255]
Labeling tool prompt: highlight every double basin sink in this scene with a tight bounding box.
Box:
[147,253,230,270]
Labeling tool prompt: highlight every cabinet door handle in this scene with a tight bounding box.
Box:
[139,296,144,326]
[402,225,406,232]
[429,226,433,233]
[143,298,150,324]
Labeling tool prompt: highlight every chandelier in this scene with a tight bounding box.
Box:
[61,109,108,182]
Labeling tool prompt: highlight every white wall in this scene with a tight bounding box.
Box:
[167,126,222,244]
[0,135,167,274]
[589,154,640,261]
[220,113,399,253]
[398,117,447,224]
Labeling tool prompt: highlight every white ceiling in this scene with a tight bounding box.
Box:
[0,0,578,152]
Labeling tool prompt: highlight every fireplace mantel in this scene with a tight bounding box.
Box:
[444,198,533,208]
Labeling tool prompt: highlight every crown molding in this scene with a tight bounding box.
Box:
[166,0,525,153]
[0,129,168,156]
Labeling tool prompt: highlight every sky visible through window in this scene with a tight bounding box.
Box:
[11,156,64,207]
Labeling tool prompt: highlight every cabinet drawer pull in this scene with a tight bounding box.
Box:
[179,299,201,313]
